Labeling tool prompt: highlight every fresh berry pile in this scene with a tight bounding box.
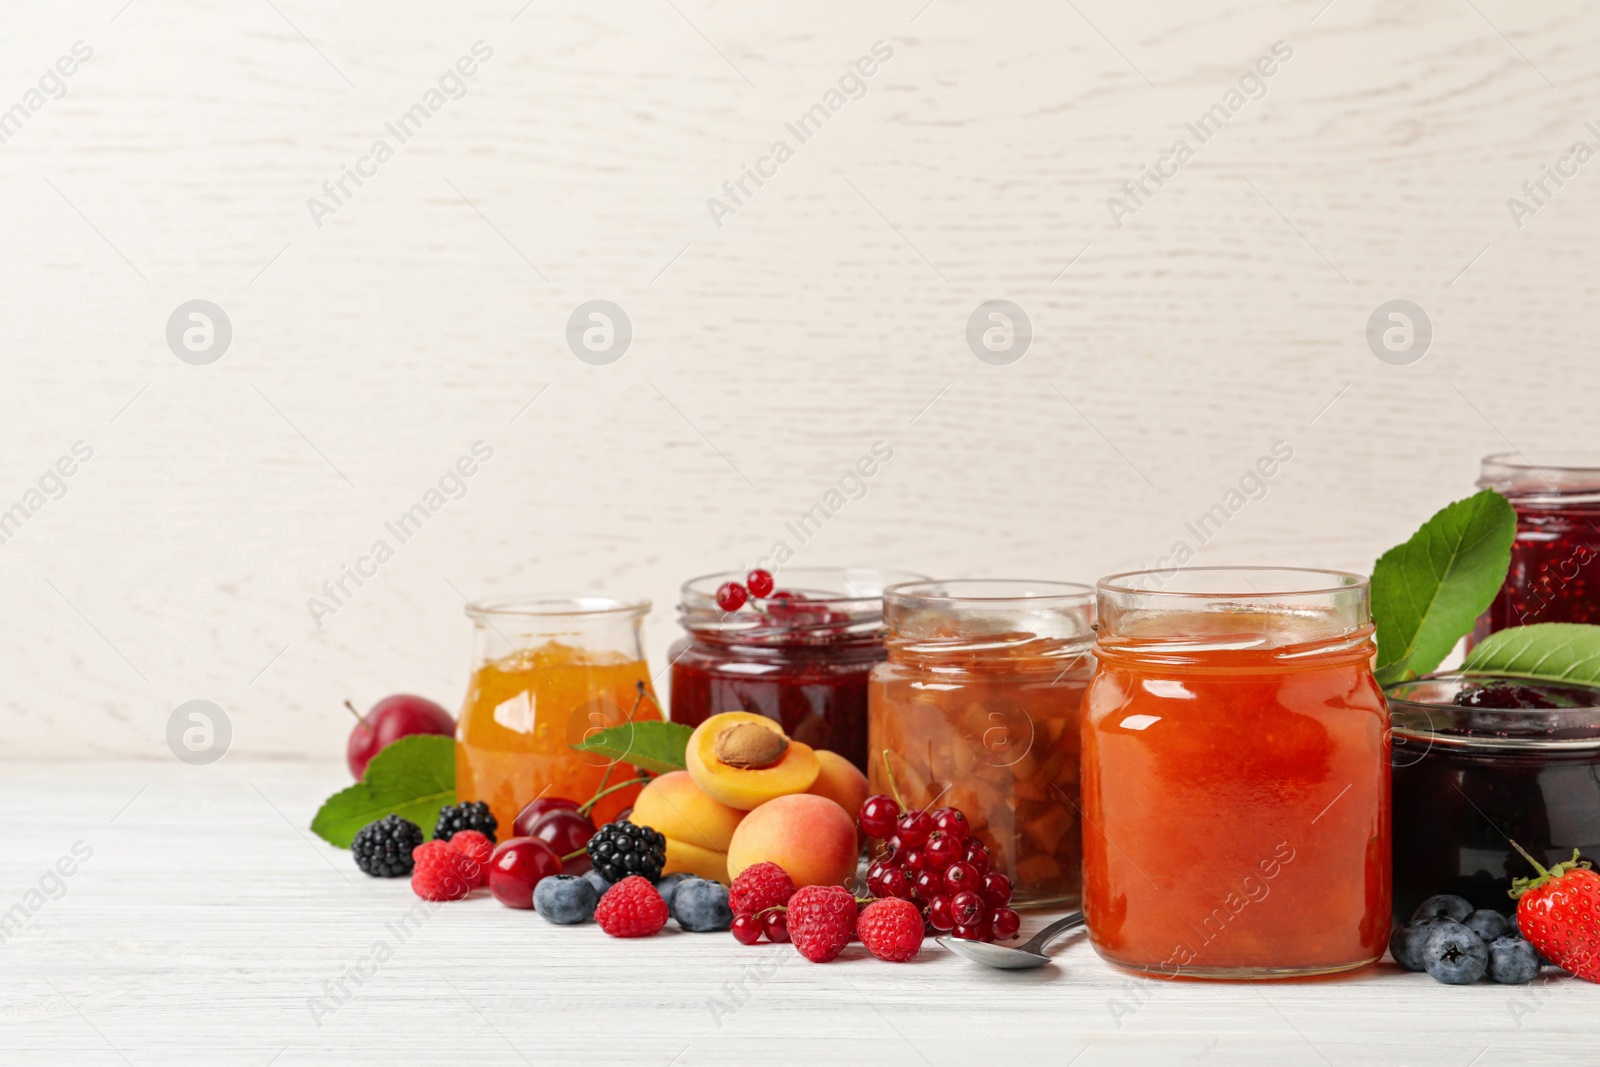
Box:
[860,794,1018,943]
[1390,893,1540,984]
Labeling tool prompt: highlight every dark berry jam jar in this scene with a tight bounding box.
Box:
[1473,453,1600,641]
[1387,673,1600,920]
[668,567,926,774]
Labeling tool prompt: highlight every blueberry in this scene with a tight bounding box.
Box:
[1488,936,1541,985]
[1412,894,1473,923]
[582,869,613,897]
[655,873,692,910]
[671,877,733,933]
[1463,909,1511,943]
[1422,921,1488,984]
[1390,919,1445,971]
[533,874,599,925]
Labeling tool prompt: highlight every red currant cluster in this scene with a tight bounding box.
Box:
[859,794,1019,942]
[715,568,776,612]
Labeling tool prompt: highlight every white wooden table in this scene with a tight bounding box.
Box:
[0,762,1590,1065]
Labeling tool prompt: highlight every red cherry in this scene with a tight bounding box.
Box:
[731,914,762,944]
[716,582,749,612]
[992,906,1021,940]
[762,910,790,943]
[912,869,942,901]
[487,837,563,909]
[902,849,928,872]
[961,839,991,875]
[950,890,987,928]
[746,569,775,598]
[512,797,581,839]
[527,809,596,860]
[930,807,969,840]
[926,894,955,932]
[879,866,912,900]
[345,695,454,780]
[924,831,960,869]
[859,795,900,839]
[895,810,933,849]
[943,861,980,895]
[980,871,1013,908]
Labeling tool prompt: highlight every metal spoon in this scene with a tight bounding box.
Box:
[938,911,1086,970]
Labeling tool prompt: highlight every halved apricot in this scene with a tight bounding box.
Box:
[685,711,820,811]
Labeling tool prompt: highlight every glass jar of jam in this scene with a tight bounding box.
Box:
[668,568,925,774]
[1388,673,1600,921]
[1082,568,1390,979]
[1474,452,1600,640]
[868,579,1096,910]
[457,597,661,834]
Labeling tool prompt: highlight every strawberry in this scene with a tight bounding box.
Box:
[1510,842,1600,983]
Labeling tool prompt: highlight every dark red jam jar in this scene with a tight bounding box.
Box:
[1473,453,1600,641]
[1387,673,1600,920]
[668,567,926,774]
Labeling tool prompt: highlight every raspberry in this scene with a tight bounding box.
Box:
[857,898,925,962]
[729,861,796,918]
[410,840,478,901]
[449,830,493,888]
[594,875,669,938]
[786,884,857,963]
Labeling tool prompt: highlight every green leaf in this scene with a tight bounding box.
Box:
[1372,489,1516,686]
[1462,622,1600,686]
[571,720,692,775]
[310,734,455,848]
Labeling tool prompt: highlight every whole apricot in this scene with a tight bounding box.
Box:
[726,793,858,889]
[630,770,745,852]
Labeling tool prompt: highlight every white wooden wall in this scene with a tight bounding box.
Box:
[2,0,1596,760]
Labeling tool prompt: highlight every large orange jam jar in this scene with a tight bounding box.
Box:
[1082,568,1390,979]
[456,597,660,834]
[868,580,1096,909]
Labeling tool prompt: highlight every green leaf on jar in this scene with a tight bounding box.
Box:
[571,720,693,774]
[310,734,456,848]
[1462,622,1600,685]
[1372,489,1516,686]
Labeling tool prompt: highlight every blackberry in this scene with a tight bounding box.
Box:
[352,814,423,877]
[586,820,666,883]
[433,801,497,843]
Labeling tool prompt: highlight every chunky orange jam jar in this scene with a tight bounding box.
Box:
[1082,568,1390,979]
[456,597,660,833]
[868,580,1096,909]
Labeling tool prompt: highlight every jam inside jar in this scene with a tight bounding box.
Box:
[1082,568,1390,980]
[1473,452,1600,641]
[456,597,660,834]
[1388,673,1600,921]
[668,568,925,774]
[868,579,1096,910]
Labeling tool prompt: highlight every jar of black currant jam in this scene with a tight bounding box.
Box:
[1473,453,1600,641]
[668,567,927,774]
[1387,673,1600,920]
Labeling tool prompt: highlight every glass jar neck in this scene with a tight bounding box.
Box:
[466,598,649,663]
[881,579,1095,675]
[1480,453,1600,509]
[1094,567,1372,668]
